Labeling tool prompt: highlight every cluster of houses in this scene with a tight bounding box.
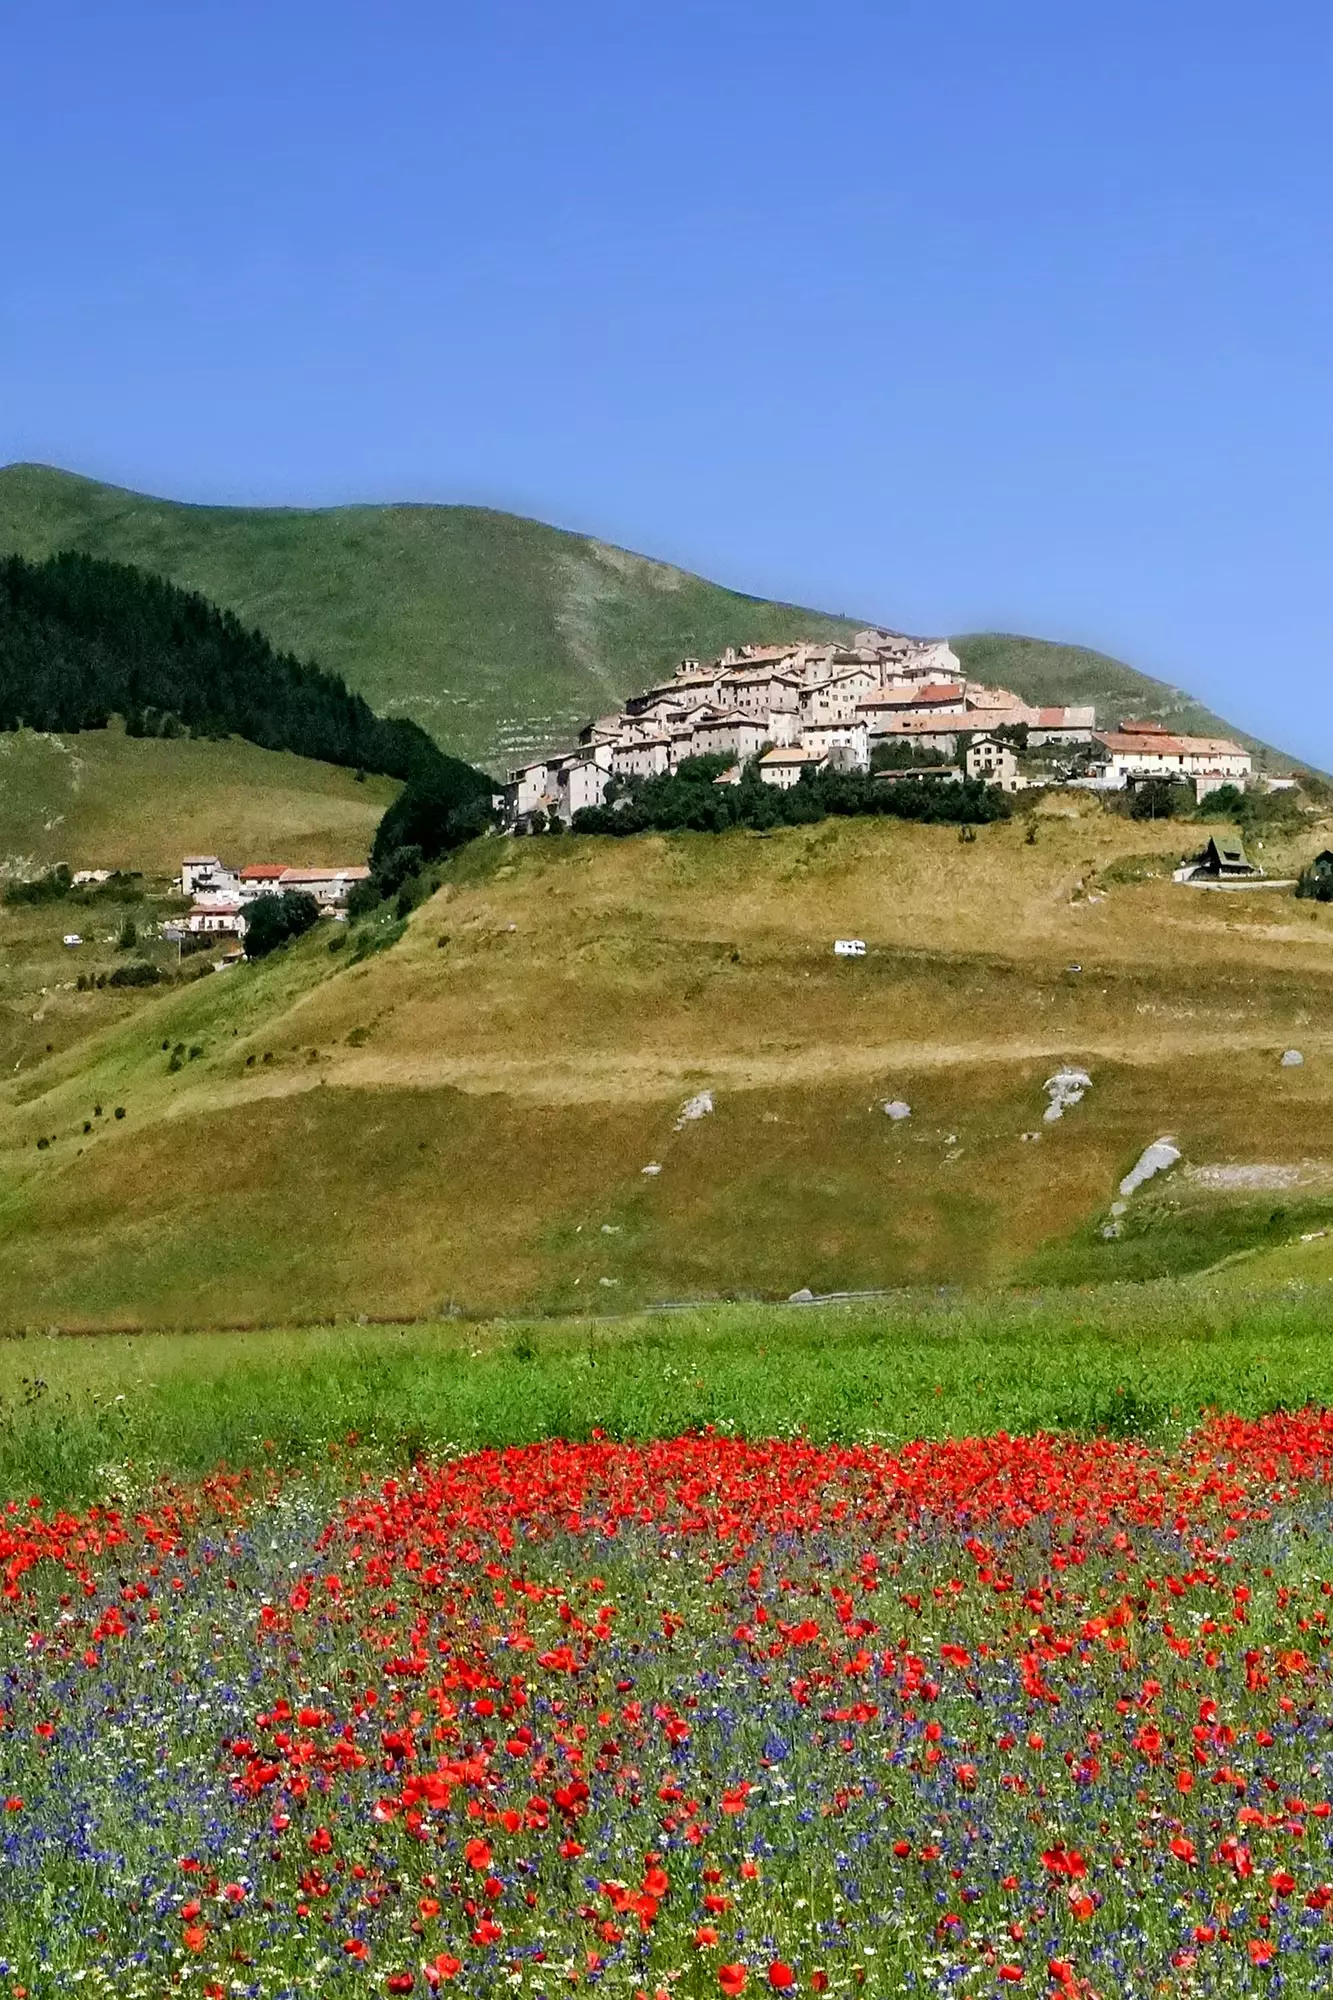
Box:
[502,629,1257,825]
[178,856,370,938]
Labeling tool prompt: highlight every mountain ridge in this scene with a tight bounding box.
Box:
[0,462,1301,774]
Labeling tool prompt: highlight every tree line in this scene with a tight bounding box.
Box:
[565,755,1013,837]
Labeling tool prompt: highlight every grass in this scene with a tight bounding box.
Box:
[4,1280,1333,1504]
[6,807,1333,1326]
[1025,1187,1333,1285]
[0,463,1297,772]
[0,717,396,872]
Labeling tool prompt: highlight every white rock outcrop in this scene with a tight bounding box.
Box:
[1119,1138,1182,1198]
[1044,1068,1092,1122]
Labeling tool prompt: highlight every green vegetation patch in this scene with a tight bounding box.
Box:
[1024,1184,1333,1285]
[4,1280,1333,1503]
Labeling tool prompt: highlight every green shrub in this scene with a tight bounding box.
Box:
[4,864,72,905]
[1129,780,1182,821]
[107,960,161,988]
[243,891,321,960]
[1296,864,1333,903]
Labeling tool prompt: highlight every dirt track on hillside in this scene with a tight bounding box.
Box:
[156,1024,1333,1112]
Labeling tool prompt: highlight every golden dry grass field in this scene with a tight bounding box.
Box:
[4,797,1333,1329]
[0,722,397,874]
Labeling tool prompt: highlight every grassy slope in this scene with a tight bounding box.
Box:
[5,798,1333,1328]
[951,634,1285,762]
[0,720,397,873]
[0,728,396,1074]
[0,464,1297,773]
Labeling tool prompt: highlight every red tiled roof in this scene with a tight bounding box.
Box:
[1098,732,1188,756]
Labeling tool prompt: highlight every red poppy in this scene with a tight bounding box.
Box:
[423,1955,462,1988]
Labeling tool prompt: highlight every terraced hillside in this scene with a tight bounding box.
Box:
[4,797,1333,1330]
[0,464,1290,773]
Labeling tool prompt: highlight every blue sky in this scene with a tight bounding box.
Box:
[3,0,1330,759]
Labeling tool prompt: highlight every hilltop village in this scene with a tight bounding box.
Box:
[502,628,1255,826]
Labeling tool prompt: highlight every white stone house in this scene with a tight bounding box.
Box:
[799,719,869,769]
[1027,705,1097,746]
[276,866,372,907]
[181,855,238,899]
[1092,724,1251,790]
[557,756,610,818]
[627,672,721,715]
[187,897,247,936]
[507,757,560,818]
[717,669,804,717]
[612,734,672,780]
[798,674,865,725]
[692,712,772,762]
[867,717,961,758]
[758,746,828,790]
[1177,736,1252,780]
[238,864,288,899]
[965,734,1021,790]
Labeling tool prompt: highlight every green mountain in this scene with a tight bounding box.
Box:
[0,463,1297,774]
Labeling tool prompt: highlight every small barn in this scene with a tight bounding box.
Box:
[1193,834,1259,879]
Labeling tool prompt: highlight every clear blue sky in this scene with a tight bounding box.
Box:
[3,1,1330,758]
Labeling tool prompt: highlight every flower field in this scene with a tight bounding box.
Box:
[3,1418,1333,1997]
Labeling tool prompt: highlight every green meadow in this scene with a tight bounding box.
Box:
[3,1280,1333,1503]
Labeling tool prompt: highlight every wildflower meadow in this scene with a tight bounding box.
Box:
[3,1414,1333,1997]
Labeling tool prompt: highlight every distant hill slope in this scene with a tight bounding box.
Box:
[0,722,397,874]
[0,463,1298,774]
[953,635,1285,766]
